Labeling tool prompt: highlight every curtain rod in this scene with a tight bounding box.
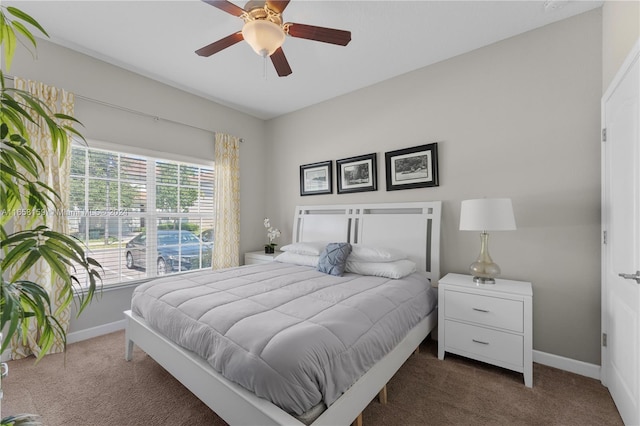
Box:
[4,74,244,143]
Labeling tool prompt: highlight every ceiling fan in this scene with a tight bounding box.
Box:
[196,0,352,77]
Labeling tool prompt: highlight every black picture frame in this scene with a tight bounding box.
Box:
[385,143,439,191]
[300,161,333,196]
[336,153,377,194]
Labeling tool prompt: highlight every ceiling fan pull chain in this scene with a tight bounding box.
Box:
[263,55,268,79]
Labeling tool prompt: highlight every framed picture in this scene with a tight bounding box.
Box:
[385,143,439,191]
[300,161,333,196]
[336,153,377,194]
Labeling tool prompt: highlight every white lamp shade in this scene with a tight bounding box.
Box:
[242,20,286,57]
[459,198,517,231]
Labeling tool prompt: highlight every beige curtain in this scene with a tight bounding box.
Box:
[11,78,74,359]
[212,132,241,269]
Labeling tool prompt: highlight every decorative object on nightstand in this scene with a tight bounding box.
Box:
[438,273,533,387]
[263,218,281,253]
[459,198,516,284]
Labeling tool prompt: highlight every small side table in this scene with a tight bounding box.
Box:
[244,250,281,265]
[438,273,533,387]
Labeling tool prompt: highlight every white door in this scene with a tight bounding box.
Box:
[601,40,640,426]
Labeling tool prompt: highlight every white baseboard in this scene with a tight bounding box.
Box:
[67,319,127,345]
[533,350,601,380]
[1,320,125,362]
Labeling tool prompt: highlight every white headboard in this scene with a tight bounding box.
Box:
[293,202,442,284]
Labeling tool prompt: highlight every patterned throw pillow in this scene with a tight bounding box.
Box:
[317,242,352,276]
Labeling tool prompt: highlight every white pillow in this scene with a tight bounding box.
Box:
[280,241,328,256]
[349,245,407,263]
[274,251,320,267]
[345,259,416,279]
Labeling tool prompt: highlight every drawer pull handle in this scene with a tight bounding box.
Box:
[472,339,489,345]
[472,307,489,313]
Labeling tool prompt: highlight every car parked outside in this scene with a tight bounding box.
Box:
[125,230,212,275]
[200,228,214,243]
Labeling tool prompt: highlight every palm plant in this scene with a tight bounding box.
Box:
[1,4,102,369]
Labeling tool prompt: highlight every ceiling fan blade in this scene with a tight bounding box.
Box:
[266,0,290,14]
[270,47,292,77]
[286,23,351,46]
[202,0,246,17]
[195,32,244,57]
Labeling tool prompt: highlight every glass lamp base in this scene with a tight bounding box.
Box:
[472,276,496,284]
[469,232,500,285]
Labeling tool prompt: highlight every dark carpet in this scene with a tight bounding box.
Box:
[2,331,623,425]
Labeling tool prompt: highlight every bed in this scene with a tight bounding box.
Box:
[124,201,442,425]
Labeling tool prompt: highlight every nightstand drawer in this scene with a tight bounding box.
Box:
[444,290,523,332]
[444,320,523,368]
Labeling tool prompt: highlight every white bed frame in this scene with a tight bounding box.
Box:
[125,201,442,425]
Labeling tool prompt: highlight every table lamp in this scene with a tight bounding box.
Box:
[459,198,516,284]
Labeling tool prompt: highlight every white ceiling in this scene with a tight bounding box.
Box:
[8,0,602,120]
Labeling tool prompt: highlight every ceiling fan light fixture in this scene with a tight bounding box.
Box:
[242,19,285,57]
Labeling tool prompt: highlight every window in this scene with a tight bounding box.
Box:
[69,144,214,287]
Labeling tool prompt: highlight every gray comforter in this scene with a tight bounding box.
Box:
[131,262,437,415]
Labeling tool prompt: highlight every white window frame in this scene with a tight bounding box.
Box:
[70,139,214,288]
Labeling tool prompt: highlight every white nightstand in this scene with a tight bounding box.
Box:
[244,250,281,265]
[438,273,533,387]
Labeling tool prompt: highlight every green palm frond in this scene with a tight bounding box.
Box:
[0,5,102,361]
[1,413,43,426]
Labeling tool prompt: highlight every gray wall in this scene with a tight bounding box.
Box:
[12,6,637,366]
[10,40,269,330]
[265,10,603,364]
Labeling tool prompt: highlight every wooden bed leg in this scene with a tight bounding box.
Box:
[125,330,134,361]
[125,339,134,361]
[378,385,388,405]
[351,412,363,426]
